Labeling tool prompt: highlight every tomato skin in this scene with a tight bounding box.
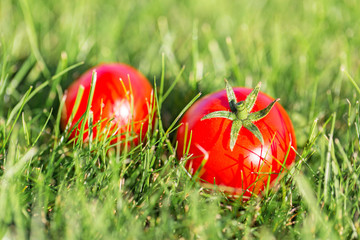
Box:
[176,88,297,200]
[61,63,153,145]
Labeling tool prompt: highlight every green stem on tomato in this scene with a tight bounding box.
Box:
[201,79,279,151]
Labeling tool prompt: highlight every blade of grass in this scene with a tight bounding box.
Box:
[165,92,201,136]
[63,85,85,135]
[79,70,97,147]
[342,67,360,95]
[295,173,328,232]
[19,0,51,78]
[32,108,53,147]
[21,112,30,146]
[6,81,49,127]
[3,147,38,180]
[162,65,185,104]
[324,112,336,205]
[3,86,32,150]
[6,56,36,98]
[0,38,9,101]
[191,20,199,90]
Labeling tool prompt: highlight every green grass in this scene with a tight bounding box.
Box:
[1,0,360,239]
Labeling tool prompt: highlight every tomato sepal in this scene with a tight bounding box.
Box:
[201,79,279,151]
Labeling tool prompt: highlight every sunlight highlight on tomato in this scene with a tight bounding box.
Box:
[61,63,154,146]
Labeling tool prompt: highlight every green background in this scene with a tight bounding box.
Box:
[1,0,359,239]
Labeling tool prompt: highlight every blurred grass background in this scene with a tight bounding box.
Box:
[1,0,360,239]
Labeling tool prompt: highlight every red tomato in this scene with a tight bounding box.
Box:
[61,63,154,145]
[176,81,296,200]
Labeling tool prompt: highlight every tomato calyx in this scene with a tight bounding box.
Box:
[201,79,279,151]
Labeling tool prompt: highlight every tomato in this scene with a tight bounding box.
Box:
[61,63,154,146]
[176,80,296,200]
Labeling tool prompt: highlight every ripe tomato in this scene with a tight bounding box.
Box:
[176,81,296,200]
[61,63,154,145]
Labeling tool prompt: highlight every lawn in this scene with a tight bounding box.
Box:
[1,0,360,239]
